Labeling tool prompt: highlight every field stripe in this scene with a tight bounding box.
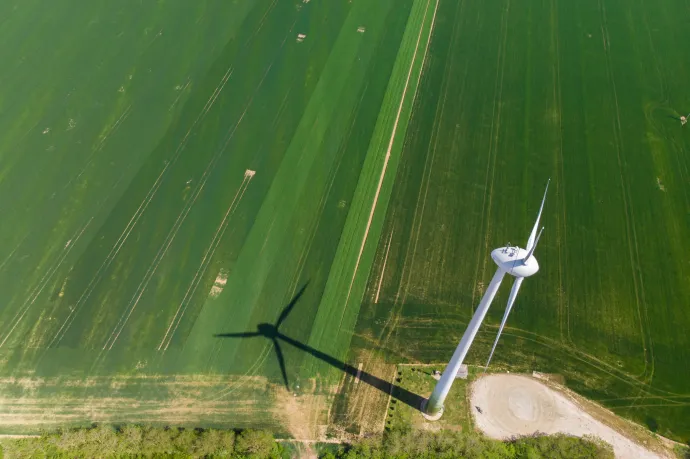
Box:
[102,62,268,351]
[493,328,681,398]
[63,105,133,191]
[305,0,439,370]
[0,218,92,348]
[598,0,653,384]
[395,0,458,308]
[0,234,28,273]
[339,0,438,324]
[193,2,389,369]
[206,343,273,402]
[168,78,191,113]
[549,0,570,345]
[47,64,236,349]
[375,0,464,354]
[101,11,297,355]
[474,0,510,307]
[158,172,255,351]
[374,230,394,304]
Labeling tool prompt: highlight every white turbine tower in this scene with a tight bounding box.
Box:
[423,179,550,419]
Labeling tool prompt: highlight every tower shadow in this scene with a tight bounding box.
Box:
[214,283,425,411]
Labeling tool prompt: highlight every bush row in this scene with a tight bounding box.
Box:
[0,425,281,458]
[323,427,615,459]
[0,424,615,458]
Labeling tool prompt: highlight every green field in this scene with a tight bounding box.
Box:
[1,0,689,445]
[355,0,690,443]
[0,0,437,437]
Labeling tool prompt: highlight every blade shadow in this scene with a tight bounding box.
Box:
[277,333,425,411]
[272,339,289,389]
[214,332,261,338]
[214,281,425,411]
[276,282,309,328]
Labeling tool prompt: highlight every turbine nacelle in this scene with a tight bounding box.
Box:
[491,246,539,278]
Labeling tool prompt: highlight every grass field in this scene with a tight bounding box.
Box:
[1,0,689,446]
[356,0,690,443]
[0,0,439,437]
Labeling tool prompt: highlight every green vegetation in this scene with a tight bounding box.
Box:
[0,426,612,459]
[0,0,427,434]
[0,426,281,459]
[385,366,472,432]
[305,0,439,381]
[675,443,690,459]
[1,0,689,447]
[326,429,613,459]
[357,0,690,442]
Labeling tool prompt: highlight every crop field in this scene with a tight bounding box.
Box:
[1,0,689,445]
[356,0,690,443]
[0,0,439,437]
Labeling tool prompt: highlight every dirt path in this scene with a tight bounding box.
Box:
[470,374,666,459]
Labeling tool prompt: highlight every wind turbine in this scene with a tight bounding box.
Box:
[423,179,550,419]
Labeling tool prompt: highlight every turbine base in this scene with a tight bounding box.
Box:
[420,399,444,421]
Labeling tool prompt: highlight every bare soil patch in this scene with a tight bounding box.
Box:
[470,374,668,459]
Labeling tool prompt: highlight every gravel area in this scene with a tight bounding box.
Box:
[470,374,663,459]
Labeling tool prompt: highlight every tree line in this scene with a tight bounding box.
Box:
[0,425,281,459]
[323,426,614,458]
[0,424,614,458]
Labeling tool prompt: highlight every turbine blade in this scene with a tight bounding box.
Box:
[273,339,289,389]
[484,277,523,372]
[526,179,550,251]
[524,227,544,263]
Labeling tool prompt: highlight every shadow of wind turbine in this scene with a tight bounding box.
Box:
[214,282,425,411]
[214,282,309,389]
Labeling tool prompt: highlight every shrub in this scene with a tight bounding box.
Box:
[234,429,281,459]
[674,443,690,459]
[195,429,235,457]
[326,428,614,459]
[0,425,274,459]
[0,425,614,458]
